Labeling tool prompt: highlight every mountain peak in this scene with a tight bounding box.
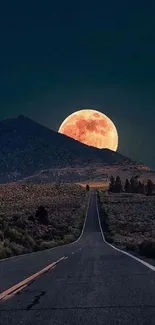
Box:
[0,115,145,184]
[17,114,25,119]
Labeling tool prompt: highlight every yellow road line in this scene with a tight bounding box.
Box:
[0,256,65,301]
[2,284,28,301]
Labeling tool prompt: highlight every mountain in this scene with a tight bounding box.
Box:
[0,115,148,184]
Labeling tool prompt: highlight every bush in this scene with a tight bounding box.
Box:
[35,205,49,225]
[139,240,155,258]
[0,183,87,259]
[0,230,4,241]
[12,214,21,222]
[38,240,58,250]
[64,234,75,244]
[4,227,22,242]
[14,218,26,229]
[28,215,35,222]
[24,234,36,250]
[8,242,27,255]
[0,244,12,259]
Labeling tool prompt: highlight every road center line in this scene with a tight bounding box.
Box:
[0,256,65,301]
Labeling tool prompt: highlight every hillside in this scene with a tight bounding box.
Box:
[0,115,143,183]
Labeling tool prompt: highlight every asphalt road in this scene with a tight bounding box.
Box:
[1,190,155,324]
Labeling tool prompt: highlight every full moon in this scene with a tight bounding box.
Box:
[58,109,118,151]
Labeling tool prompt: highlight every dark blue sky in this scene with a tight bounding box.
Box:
[0,1,155,167]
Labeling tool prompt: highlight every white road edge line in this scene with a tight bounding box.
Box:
[96,191,155,272]
[0,190,91,262]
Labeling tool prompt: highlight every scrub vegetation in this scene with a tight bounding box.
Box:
[98,190,155,260]
[0,183,88,259]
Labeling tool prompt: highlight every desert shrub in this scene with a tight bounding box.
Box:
[14,218,26,229]
[125,241,139,252]
[0,219,8,230]
[28,215,35,222]
[38,240,58,250]
[0,244,12,259]
[12,214,21,222]
[35,205,49,225]
[4,227,22,242]
[24,234,36,249]
[8,242,27,255]
[64,234,75,244]
[138,240,155,258]
[104,235,113,243]
[0,183,87,259]
[0,230,4,241]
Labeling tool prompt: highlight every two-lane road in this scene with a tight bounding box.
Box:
[1,190,155,324]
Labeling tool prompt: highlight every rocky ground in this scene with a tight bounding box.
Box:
[98,191,155,259]
[0,183,88,259]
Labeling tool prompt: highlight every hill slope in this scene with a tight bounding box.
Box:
[0,115,141,183]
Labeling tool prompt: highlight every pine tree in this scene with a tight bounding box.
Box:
[147,179,154,196]
[124,178,130,193]
[115,176,122,193]
[130,176,139,193]
[35,205,49,225]
[108,176,115,192]
[138,181,143,194]
[142,183,146,195]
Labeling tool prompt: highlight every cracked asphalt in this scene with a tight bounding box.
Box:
[1,190,155,325]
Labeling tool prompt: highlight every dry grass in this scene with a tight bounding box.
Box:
[98,191,155,259]
[0,183,88,259]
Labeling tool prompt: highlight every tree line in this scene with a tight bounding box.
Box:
[108,175,154,196]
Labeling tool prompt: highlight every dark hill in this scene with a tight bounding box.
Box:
[0,115,137,183]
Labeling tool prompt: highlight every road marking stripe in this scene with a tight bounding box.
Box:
[0,256,65,301]
[2,284,28,301]
[96,192,155,272]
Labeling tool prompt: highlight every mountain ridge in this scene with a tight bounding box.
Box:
[0,115,148,183]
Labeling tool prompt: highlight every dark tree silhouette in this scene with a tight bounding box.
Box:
[108,176,115,192]
[141,183,146,195]
[35,205,49,225]
[130,176,139,193]
[138,181,146,194]
[124,178,130,193]
[115,176,122,193]
[147,179,154,196]
[28,215,35,222]
[86,184,90,191]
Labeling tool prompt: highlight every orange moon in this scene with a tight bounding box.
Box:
[58,109,118,151]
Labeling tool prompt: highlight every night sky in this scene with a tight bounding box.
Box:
[0,1,155,167]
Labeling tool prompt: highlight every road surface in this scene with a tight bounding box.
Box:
[1,190,155,324]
